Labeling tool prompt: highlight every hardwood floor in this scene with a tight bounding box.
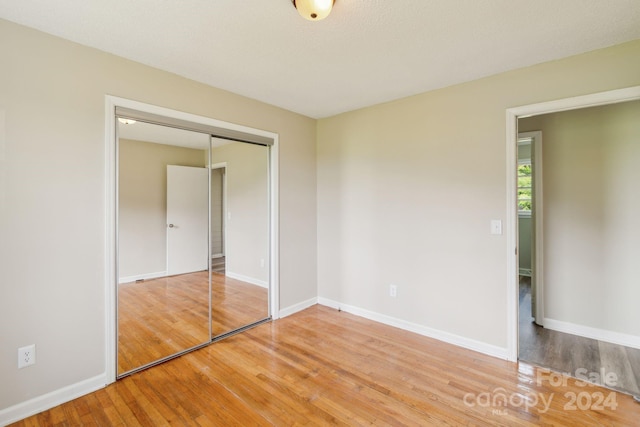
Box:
[117,272,210,375]
[518,277,640,397]
[210,271,269,337]
[118,271,268,375]
[13,305,640,426]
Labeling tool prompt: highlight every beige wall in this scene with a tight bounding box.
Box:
[211,142,269,284]
[518,216,532,272]
[2,13,640,418]
[317,40,640,350]
[118,139,206,279]
[517,142,533,273]
[520,100,640,336]
[0,19,316,412]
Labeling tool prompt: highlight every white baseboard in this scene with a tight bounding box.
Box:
[544,318,640,350]
[118,270,166,284]
[0,374,106,426]
[317,297,509,360]
[225,271,268,288]
[279,297,318,319]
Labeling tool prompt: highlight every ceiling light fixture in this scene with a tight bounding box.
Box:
[117,118,137,125]
[292,0,335,21]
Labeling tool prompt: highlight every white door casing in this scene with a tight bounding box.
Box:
[505,85,640,362]
[210,162,227,259]
[517,131,543,326]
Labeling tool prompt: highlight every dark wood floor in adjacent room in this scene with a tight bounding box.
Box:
[12,305,640,426]
[519,277,640,397]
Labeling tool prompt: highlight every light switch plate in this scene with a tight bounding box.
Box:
[491,220,502,235]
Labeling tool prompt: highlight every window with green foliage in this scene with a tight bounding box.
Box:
[518,163,532,215]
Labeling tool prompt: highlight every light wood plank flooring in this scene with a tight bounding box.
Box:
[210,271,269,337]
[519,276,640,397]
[118,271,268,374]
[13,305,640,426]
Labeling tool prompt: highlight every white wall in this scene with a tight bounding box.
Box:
[119,139,206,280]
[0,18,316,415]
[317,40,640,353]
[520,100,640,337]
[211,142,269,285]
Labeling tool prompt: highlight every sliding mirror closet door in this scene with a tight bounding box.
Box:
[117,120,211,376]
[210,139,270,338]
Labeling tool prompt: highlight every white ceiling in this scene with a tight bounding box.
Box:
[1,0,639,118]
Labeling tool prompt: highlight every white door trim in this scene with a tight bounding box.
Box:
[505,85,640,361]
[210,162,227,258]
[518,131,543,324]
[105,95,280,384]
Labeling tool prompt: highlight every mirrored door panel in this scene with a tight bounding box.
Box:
[117,120,211,376]
[210,139,270,337]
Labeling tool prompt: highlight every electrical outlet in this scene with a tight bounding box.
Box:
[260,258,265,268]
[389,284,397,298]
[18,344,36,369]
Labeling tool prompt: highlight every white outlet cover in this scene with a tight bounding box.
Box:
[18,344,36,369]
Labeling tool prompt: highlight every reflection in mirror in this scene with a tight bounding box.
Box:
[117,120,211,376]
[210,139,270,337]
[116,116,272,376]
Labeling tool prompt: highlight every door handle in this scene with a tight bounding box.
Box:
[168,224,175,228]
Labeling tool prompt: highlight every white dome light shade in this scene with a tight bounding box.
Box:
[293,0,334,21]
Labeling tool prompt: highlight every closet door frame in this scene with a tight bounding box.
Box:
[105,95,280,384]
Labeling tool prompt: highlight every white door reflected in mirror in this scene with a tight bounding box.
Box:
[166,165,208,276]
